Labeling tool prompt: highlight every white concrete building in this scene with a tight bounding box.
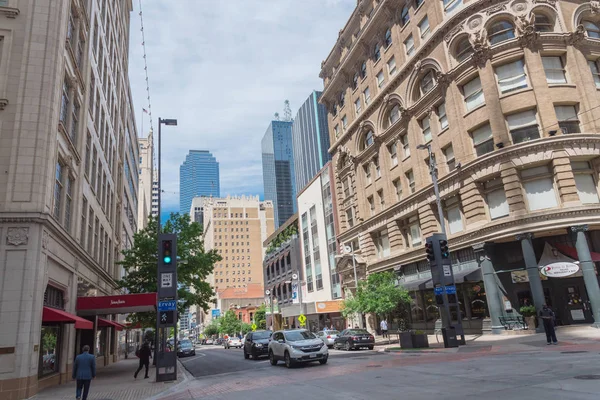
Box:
[137,133,154,230]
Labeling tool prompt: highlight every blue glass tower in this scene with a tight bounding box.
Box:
[261,121,296,227]
[292,91,331,192]
[179,150,220,214]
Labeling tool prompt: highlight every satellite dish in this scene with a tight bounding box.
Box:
[265,289,271,295]
[292,273,298,280]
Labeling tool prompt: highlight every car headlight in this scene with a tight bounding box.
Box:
[291,345,304,350]
[254,343,262,347]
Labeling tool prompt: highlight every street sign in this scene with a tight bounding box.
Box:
[212,309,221,318]
[443,265,452,277]
[158,300,177,311]
[161,273,173,288]
[434,286,444,295]
[298,314,306,326]
[251,323,257,331]
[445,285,457,295]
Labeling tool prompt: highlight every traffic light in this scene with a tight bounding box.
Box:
[439,239,449,259]
[161,239,173,265]
[425,242,435,261]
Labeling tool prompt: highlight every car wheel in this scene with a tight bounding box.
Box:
[244,350,249,359]
[251,350,257,360]
[319,357,328,365]
[344,342,351,351]
[327,345,333,349]
[368,346,374,350]
[269,350,277,366]
[284,351,294,369]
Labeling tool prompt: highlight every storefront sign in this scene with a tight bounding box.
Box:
[570,309,585,321]
[510,270,548,283]
[315,301,342,313]
[540,262,580,278]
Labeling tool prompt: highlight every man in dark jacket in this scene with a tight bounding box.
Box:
[72,345,96,400]
[134,341,152,379]
[540,304,558,345]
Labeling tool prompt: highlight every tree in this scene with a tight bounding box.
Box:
[117,213,221,328]
[254,305,267,329]
[219,310,241,335]
[240,323,252,335]
[204,320,220,337]
[341,271,410,318]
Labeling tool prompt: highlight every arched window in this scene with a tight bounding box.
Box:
[385,29,392,47]
[420,71,436,96]
[534,13,553,32]
[583,20,600,39]
[339,92,345,108]
[374,43,381,61]
[488,20,515,45]
[352,72,359,90]
[455,38,474,63]
[360,61,367,79]
[389,105,401,126]
[363,130,374,150]
[401,6,410,26]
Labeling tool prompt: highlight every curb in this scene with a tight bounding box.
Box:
[147,359,192,400]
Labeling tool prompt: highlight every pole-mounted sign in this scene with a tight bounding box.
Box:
[156,233,178,382]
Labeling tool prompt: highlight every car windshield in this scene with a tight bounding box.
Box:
[180,341,192,348]
[284,330,316,341]
[346,330,370,335]
[253,331,272,340]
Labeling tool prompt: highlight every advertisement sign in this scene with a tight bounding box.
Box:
[315,301,342,313]
[291,282,299,304]
[540,262,580,278]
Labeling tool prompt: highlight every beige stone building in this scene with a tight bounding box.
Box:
[137,133,154,230]
[190,195,274,325]
[0,1,139,398]
[320,0,600,334]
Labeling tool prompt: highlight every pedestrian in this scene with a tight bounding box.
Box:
[72,345,96,400]
[380,318,388,338]
[539,304,558,345]
[134,341,152,379]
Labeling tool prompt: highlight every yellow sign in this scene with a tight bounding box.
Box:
[251,323,257,331]
[298,314,306,326]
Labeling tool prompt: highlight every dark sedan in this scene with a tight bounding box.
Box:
[177,339,196,357]
[243,330,272,360]
[333,329,375,350]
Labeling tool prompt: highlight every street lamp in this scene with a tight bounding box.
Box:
[157,117,178,234]
[416,143,445,235]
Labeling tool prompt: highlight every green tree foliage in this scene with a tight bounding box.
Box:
[266,223,298,255]
[116,213,221,328]
[254,305,267,329]
[240,322,252,335]
[204,320,220,337]
[341,272,411,318]
[219,310,241,335]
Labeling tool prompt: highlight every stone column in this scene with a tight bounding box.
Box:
[479,59,510,145]
[571,225,600,328]
[517,233,545,333]
[473,243,504,334]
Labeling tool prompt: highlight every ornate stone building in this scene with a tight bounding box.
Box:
[320,0,600,334]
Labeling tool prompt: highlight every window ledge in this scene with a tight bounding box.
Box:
[390,163,399,171]
[375,176,382,182]
[547,83,576,89]
[403,155,411,162]
[374,58,381,67]
[498,87,533,100]
[383,44,393,54]
[0,6,19,18]
[438,127,449,136]
[463,103,486,118]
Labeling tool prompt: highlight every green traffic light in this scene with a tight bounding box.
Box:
[164,256,171,264]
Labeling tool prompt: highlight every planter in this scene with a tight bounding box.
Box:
[399,332,414,349]
[411,333,429,349]
[524,316,536,331]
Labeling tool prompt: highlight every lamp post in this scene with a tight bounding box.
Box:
[157,118,178,234]
[266,289,273,330]
[417,143,445,234]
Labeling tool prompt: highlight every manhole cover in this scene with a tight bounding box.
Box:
[574,375,600,380]
[366,364,382,368]
[561,351,588,354]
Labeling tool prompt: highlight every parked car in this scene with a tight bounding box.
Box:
[214,338,224,345]
[177,339,196,357]
[203,338,214,345]
[225,337,242,349]
[243,330,272,360]
[268,329,328,368]
[316,330,340,348]
[333,329,374,351]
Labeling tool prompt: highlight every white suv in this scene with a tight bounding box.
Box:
[268,329,328,368]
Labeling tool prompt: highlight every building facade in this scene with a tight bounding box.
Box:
[179,150,220,215]
[0,1,139,398]
[320,0,600,334]
[262,120,297,227]
[191,196,274,324]
[292,91,331,192]
[137,133,154,230]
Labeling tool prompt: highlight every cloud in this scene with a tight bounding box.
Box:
[129,0,354,210]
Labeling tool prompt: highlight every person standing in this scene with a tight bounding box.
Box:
[134,341,152,379]
[380,319,388,338]
[72,345,96,400]
[539,304,558,345]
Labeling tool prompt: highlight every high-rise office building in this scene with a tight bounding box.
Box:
[292,91,331,192]
[179,150,220,214]
[262,121,296,227]
[0,1,139,397]
[138,133,154,230]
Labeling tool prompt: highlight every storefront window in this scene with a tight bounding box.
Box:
[410,292,426,322]
[96,328,106,357]
[466,282,487,319]
[423,291,439,322]
[39,326,60,377]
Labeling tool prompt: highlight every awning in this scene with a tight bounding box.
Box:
[554,243,600,262]
[77,293,157,316]
[42,307,93,330]
[399,276,431,291]
[98,318,125,331]
[426,268,482,289]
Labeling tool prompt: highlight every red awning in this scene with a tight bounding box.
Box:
[42,307,93,330]
[554,243,600,262]
[77,293,157,316]
[98,318,125,331]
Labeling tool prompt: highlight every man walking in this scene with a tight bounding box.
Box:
[72,345,96,400]
[134,341,152,379]
[380,319,388,339]
[539,304,558,345]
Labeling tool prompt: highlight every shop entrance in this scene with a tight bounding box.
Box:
[561,280,594,325]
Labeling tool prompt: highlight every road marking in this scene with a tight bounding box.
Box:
[179,353,206,363]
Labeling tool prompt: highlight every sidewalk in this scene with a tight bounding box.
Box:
[33,357,189,400]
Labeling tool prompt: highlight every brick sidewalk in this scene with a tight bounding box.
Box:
[33,357,188,400]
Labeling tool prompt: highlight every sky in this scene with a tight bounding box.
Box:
[128,0,355,218]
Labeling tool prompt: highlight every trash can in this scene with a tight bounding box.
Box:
[442,326,459,348]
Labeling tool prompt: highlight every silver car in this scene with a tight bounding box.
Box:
[316,330,339,348]
[268,329,328,368]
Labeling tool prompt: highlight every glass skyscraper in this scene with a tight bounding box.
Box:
[261,121,296,227]
[292,91,331,192]
[179,150,220,214]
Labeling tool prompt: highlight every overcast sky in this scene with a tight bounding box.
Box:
[128,0,354,216]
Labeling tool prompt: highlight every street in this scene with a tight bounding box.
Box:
[163,338,600,400]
